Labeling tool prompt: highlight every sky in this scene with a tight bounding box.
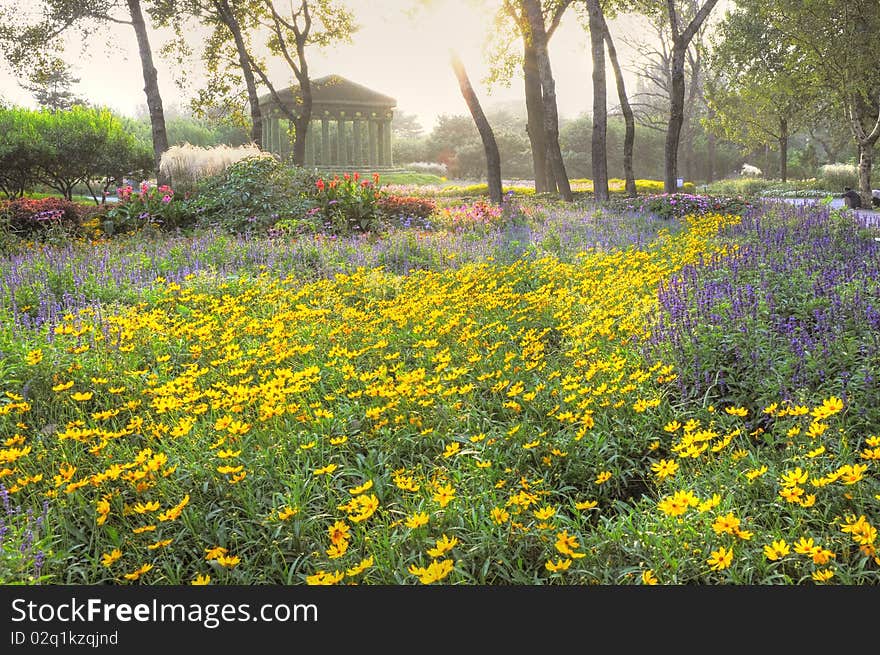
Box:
[0,0,655,132]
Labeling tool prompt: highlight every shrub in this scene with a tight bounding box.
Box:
[434,200,505,232]
[190,156,319,235]
[819,163,859,192]
[0,197,82,235]
[614,193,752,220]
[404,161,448,177]
[100,183,192,235]
[378,195,437,221]
[313,172,384,235]
[159,142,263,193]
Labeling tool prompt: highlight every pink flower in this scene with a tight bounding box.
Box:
[162,195,172,203]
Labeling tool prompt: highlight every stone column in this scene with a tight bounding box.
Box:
[336,117,346,168]
[260,118,269,150]
[369,119,378,168]
[321,118,330,166]
[305,121,316,166]
[383,118,393,167]
[353,118,363,168]
[377,121,386,167]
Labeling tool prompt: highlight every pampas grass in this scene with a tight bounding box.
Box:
[160,143,269,192]
[819,162,859,191]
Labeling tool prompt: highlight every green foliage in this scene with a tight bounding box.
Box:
[100,183,189,235]
[0,105,152,201]
[0,197,82,236]
[313,172,384,235]
[190,156,319,234]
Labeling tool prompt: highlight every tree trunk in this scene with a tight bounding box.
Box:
[706,105,716,183]
[291,43,311,166]
[858,141,874,208]
[587,0,608,202]
[523,0,571,201]
[779,117,788,183]
[523,44,551,193]
[451,52,502,204]
[604,23,635,197]
[664,45,686,193]
[216,0,262,147]
[126,0,169,185]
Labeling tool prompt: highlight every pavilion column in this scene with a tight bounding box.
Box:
[336,117,347,168]
[368,120,378,168]
[383,118,393,167]
[260,118,268,150]
[377,121,386,167]
[272,118,281,155]
[321,118,330,166]
[353,119,363,168]
[305,121,316,166]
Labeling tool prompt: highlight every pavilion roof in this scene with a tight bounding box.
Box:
[258,75,397,112]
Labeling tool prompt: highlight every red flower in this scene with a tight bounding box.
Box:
[373,173,380,184]
[344,173,351,181]
[353,172,360,182]
[316,179,325,191]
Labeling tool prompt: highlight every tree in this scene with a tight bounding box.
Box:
[150,0,266,147]
[604,13,637,196]
[21,57,85,111]
[523,0,573,200]
[0,0,170,184]
[243,0,356,165]
[493,0,572,193]
[585,0,609,200]
[705,6,816,182]
[0,107,46,198]
[451,52,503,203]
[741,0,880,206]
[632,0,719,192]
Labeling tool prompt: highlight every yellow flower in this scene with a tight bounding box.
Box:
[205,546,228,561]
[426,534,459,558]
[657,489,699,517]
[545,558,572,572]
[712,513,741,536]
[763,540,790,561]
[490,507,509,524]
[306,570,345,585]
[641,569,659,585]
[340,494,379,523]
[554,531,586,558]
[724,406,748,417]
[101,549,122,567]
[595,470,612,485]
[52,381,74,392]
[663,420,681,432]
[313,463,338,476]
[349,480,373,495]
[215,554,240,568]
[650,459,679,480]
[780,467,808,487]
[533,505,556,520]
[442,442,461,458]
[96,498,110,525]
[707,546,733,571]
[191,574,211,585]
[147,539,172,550]
[70,391,94,402]
[811,396,843,420]
[25,349,43,365]
[328,520,350,546]
[405,512,429,529]
[408,559,454,584]
[432,483,456,508]
[575,499,598,511]
[277,506,298,521]
[793,537,818,556]
[811,568,835,583]
[123,563,153,581]
[745,465,768,481]
[346,556,374,577]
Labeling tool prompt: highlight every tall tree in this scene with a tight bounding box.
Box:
[585,0,609,200]
[21,57,85,110]
[632,0,719,191]
[451,51,503,204]
[151,0,267,147]
[604,15,636,196]
[742,0,880,206]
[0,0,170,184]
[247,0,355,165]
[523,0,573,200]
[705,7,816,182]
[491,1,572,193]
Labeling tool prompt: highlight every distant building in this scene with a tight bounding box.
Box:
[258,75,396,169]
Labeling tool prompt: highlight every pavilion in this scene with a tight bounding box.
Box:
[257,74,396,169]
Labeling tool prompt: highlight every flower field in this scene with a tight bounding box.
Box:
[2,199,879,585]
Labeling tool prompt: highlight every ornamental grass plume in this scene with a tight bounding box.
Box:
[159,143,264,193]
